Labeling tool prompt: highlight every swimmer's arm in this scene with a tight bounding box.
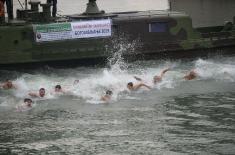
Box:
[183,75,188,80]
[224,71,233,79]
[142,84,152,90]
[28,92,38,97]
[12,84,17,89]
[0,83,6,88]
[160,68,170,77]
[61,89,67,94]
[135,83,152,90]
[100,96,106,101]
[101,95,110,102]
[134,76,142,81]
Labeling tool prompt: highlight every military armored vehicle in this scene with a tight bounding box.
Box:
[0,0,235,67]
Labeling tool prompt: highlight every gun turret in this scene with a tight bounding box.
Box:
[28,0,40,12]
[83,0,104,15]
[69,0,116,20]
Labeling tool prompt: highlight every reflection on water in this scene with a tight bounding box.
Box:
[0,55,235,154]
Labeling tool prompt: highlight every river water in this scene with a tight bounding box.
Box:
[0,47,235,154]
[1,0,235,155]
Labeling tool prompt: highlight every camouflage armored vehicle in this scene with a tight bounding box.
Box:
[0,0,235,67]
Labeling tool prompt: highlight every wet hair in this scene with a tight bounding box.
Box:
[74,80,79,85]
[39,88,45,92]
[106,90,113,95]
[127,82,133,87]
[55,85,61,89]
[24,98,33,103]
[6,80,13,88]
[153,76,161,83]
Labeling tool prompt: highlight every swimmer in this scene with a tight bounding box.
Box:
[0,79,17,89]
[24,98,33,107]
[127,82,151,91]
[133,76,143,81]
[29,88,46,98]
[134,68,170,84]
[54,84,65,93]
[101,90,113,102]
[16,98,33,112]
[184,69,197,80]
[73,80,79,85]
[153,68,170,84]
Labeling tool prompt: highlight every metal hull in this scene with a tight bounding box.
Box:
[0,10,235,66]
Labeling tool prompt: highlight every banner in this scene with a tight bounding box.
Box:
[71,19,112,39]
[34,19,112,42]
[34,23,72,42]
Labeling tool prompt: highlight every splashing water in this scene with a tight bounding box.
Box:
[1,54,235,154]
[1,56,235,107]
[106,34,142,72]
[0,54,235,107]
[0,35,235,107]
[195,58,235,82]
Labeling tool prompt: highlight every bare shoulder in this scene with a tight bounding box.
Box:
[29,92,38,97]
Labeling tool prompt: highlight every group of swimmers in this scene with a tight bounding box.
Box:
[0,68,197,107]
[108,68,196,101]
[0,80,71,108]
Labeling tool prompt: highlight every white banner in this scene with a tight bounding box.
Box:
[71,19,112,39]
[34,19,112,42]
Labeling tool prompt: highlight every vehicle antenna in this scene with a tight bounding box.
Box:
[25,0,28,10]
[17,0,24,9]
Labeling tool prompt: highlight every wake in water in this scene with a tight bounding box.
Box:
[1,37,235,110]
[1,57,235,110]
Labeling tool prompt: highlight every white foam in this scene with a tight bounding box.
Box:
[195,58,235,81]
[1,44,235,105]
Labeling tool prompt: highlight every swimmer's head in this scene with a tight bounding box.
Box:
[24,98,32,103]
[5,79,13,88]
[74,80,79,85]
[39,88,46,97]
[24,98,33,107]
[153,76,161,84]
[189,71,197,78]
[184,70,197,80]
[55,85,62,92]
[189,71,196,75]
[106,90,113,96]
[127,82,133,90]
